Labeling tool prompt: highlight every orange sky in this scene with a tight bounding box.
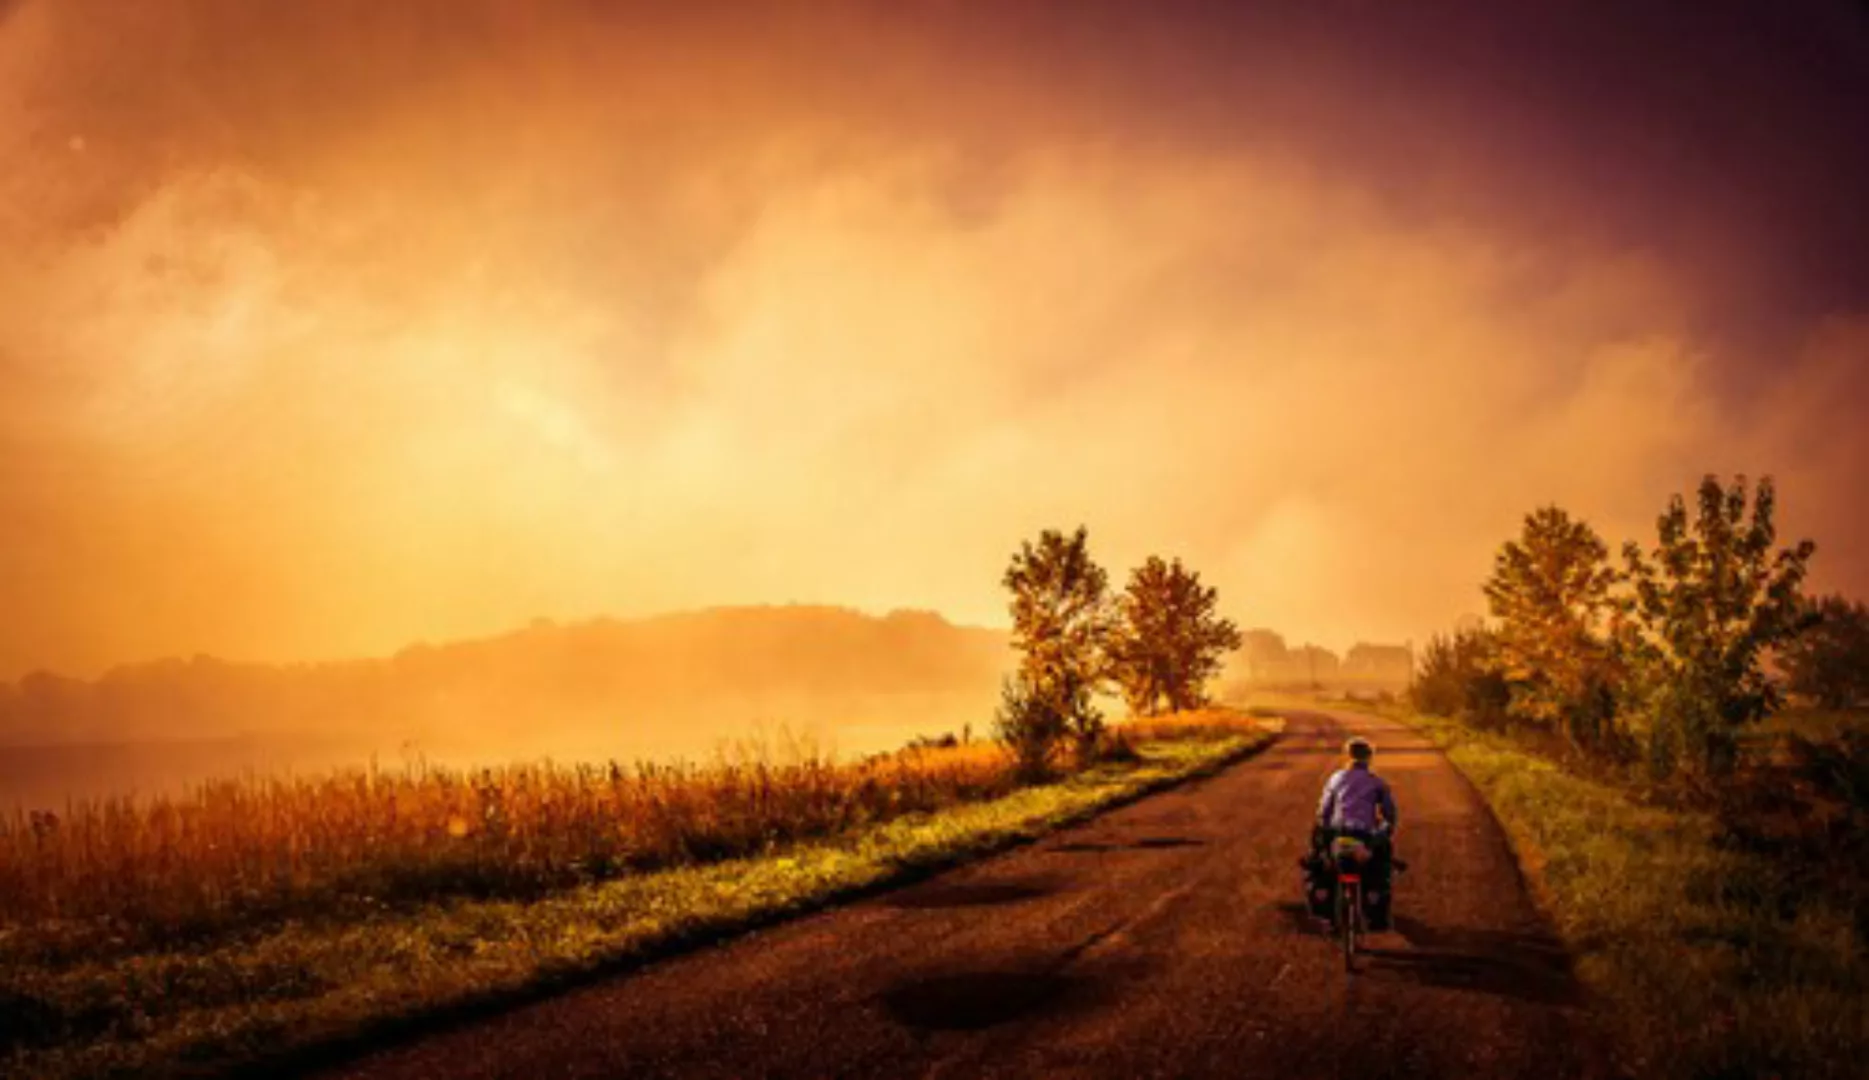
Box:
[3,1,1867,679]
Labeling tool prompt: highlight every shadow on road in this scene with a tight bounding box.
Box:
[1049,837,1205,854]
[884,881,1057,909]
[1357,916,1584,1006]
[1134,836,1203,849]
[1273,900,1322,935]
[880,970,1108,1031]
[1269,905,1582,1006]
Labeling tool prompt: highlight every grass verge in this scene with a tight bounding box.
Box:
[3,720,1277,1080]
[1399,709,1867,1080]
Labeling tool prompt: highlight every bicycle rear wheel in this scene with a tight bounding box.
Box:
[1339,879,1359,970]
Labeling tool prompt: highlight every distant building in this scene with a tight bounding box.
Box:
[1230,631,1409,690]
[1238,629,1290,681]
[1343,643,1414,689]
[1288,645,1341,682]
[1233,629,1342,686]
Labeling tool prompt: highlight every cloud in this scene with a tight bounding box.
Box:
[1,0,1864,678]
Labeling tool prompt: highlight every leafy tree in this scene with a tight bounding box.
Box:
[998,526,1113,771]
[1623,475,1817,775]
[1780,594,1869,710]
[1410,626,1512,727]
[1108,556,1242,715]
[1482,506,1623,751]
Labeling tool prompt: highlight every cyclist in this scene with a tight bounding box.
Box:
[1306,735,1398,930]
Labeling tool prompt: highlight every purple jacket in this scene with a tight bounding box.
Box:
[1316,763,1397,833]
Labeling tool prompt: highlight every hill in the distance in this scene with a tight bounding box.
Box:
[0,606,1013,806]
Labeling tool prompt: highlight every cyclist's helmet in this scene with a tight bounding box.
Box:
[1345,736,1374,762]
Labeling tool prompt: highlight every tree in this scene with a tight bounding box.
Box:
[1108,556,1242,715]
[1780,594,1869,710]
[1410,626,1511,727]
[997,526,1114,772]
[1623,475,1817,775]
[1482,506,1623,752]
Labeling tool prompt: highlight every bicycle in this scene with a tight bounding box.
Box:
[1330,838,1368,970]
[1302,831,1405,972]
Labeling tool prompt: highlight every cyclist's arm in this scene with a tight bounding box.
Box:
[1377,779,1398,833]
[1315,771,1342,828]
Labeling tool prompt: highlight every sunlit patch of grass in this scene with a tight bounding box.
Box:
[1405,711,1868,1080]
[0,718,1275,1080]
[1118,706,1286,745]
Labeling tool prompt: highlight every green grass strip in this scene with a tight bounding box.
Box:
[6,731,1275,1080]
[1402,711,1867,1080]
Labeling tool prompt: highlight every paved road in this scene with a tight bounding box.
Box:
[322,710,1608,1079]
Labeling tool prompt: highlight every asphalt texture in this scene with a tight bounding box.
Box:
[320,709,1609,1079]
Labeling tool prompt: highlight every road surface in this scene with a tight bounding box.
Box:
[319,710,1608,1079]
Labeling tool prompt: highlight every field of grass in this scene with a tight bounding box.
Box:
[1,737,1022,948]
[0,709,1277,1080]
[1399,708,1867,1080]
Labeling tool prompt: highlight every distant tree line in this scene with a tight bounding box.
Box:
[994,527,1242,776]
[1414,474,1868,778]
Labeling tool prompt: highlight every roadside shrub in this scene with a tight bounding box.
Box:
[1789,728,1869,823]
[1781,595,1869,710]
[1409,628,1510,727]
[1083,726,1143,766]
[994,672,1069,780]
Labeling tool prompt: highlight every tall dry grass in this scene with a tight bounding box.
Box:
[0,740,1016,948]
[1117,708,1272,744]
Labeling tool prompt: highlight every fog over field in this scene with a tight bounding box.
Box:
[0,606,1012,807]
